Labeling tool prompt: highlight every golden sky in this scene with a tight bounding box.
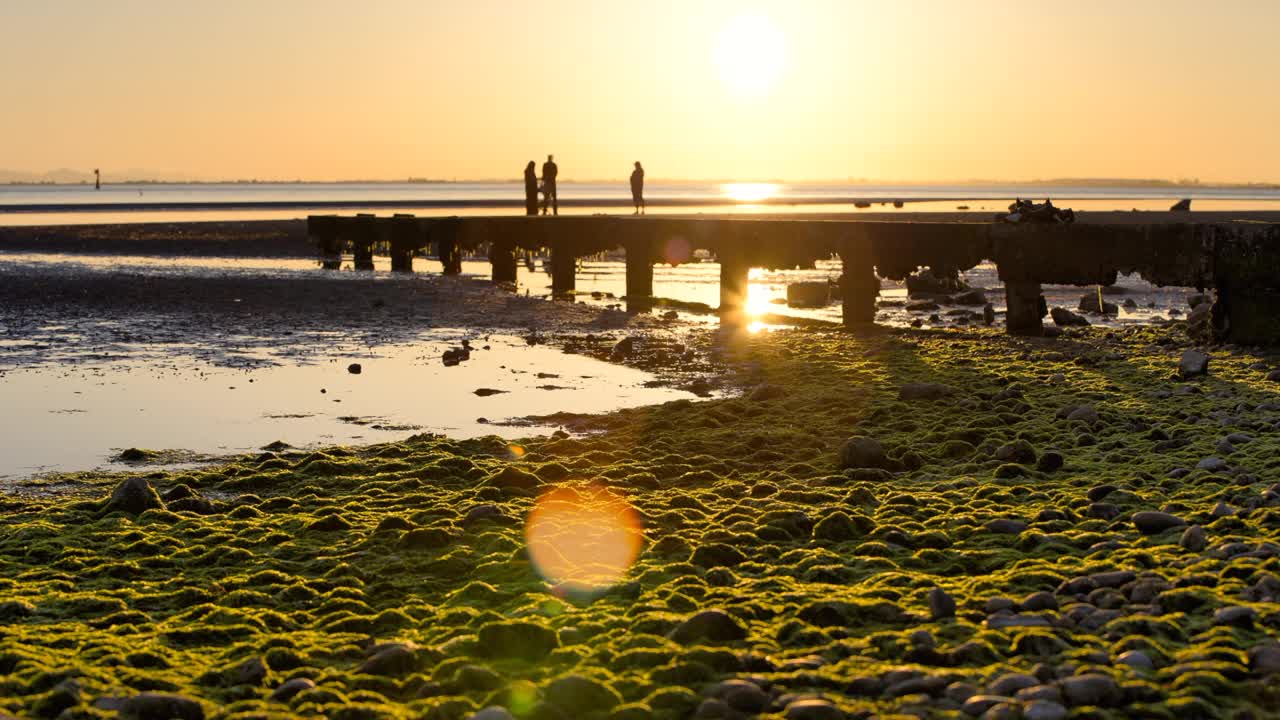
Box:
[2,0,1278,183]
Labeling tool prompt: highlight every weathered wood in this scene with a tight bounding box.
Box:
[389,216,419,272]
[840,227,878,325]
[489,237,517,284]
[1005,280,1046,336]
[718,228,749,326]
[625,233,654,310]
[551,241,576,295]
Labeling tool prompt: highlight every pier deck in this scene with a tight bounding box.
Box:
[307,212,1280,344]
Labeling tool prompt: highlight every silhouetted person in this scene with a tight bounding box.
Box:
[523,161,538,216]
[541,154,558,215]
[630,161,645,214]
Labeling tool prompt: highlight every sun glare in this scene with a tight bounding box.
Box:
[722,182,779,202]
[714,13,786,97]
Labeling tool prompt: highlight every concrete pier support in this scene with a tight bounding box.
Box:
[310,215,342,270]
[437,237,462,275]
[840,233,878,325]
[1005,280,1047,335]
[352,214,376,270]
[625,235,654,312]
[551,242,576,295]
[490,238,517,284]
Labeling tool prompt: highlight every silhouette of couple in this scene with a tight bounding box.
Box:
[522,156,646,216]
[524,155,558,216]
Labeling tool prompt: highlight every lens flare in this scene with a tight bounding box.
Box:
[525,484,643,596]
[722,182,779,203]
[507,444,527,460]
[662,235,692,266]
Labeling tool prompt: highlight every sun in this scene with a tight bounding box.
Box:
[714,13,786,97]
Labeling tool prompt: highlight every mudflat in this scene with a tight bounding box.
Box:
[1,317,1279,718]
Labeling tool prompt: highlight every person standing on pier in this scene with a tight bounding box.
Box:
[630,161,645,214]
[541,154,559,215]
[523,161,539,215]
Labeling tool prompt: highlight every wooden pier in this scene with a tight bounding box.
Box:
[307,213,1280,344]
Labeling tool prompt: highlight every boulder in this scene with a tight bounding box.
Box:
[101,477,165,516]
[1132,511,1186,534]
[786,281,831,308]
[119,693,204,720]
[838,436,887,469]
[1078,293,1118,315]
[1050,307,1089,326]
[952,288,988,306]
[668,609,748,645]
[1179,349,1210,378]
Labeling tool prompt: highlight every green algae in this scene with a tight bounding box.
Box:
[0,324,1278,718]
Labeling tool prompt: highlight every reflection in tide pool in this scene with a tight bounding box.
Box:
[0,334,697,481]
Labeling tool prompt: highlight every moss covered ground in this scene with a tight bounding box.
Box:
[2,323,1279,720]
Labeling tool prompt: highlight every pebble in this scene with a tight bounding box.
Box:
[988,673,1038,696]
[961,695,1010,716]
[1180,525,1207,552]
[1059,674,1121,707]
[468,709,516,720]
[783,698,844,720]
[1116,650,1155,671]
[928,587,956,620]
[668,609,748,645]
[985,519,1027,535]
[1023,700,1068,720]
[1196,456,1229,472]
[1213,605,1257,628]
[270,678,315,702]
[1248,644,1280,675]
[1132,511,1186,534]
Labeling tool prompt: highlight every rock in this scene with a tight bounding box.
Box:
[786,281,831,308]
[1116,650,1154,671]
[231,656,267,686]
[1036,452,1064,472]
[928,587,956,620]
[611,337,636,359]
[1248,644,1280,675]
[1171,198,1191,212]
[748,384,785,401]
[477,622,559,661]
[1179,349,1210,378]
[812,512,861,542]
[474,388,508,397]
[1196,456,1229,472]
[1213,605,1257,628]
[358,644,418,676]
[1267,370,1280,383]
[442,347,471,366]
[1019,592,1058,612]
[690,543,747,568]
[544,674,621,715]
[898,382,954,401]
[994,440,1036,464]
[783,699,844,720]
[347,363,362,374]
[1215,438,1237,455]
[120,693,205,720]
[907,300,941,312]
[462,504,505,525]
[270,678,315,702]
[668,609,747,645]
[469,708,517,720]
[953,288,988,306]
[1179,525,1207,552]
[989,674,1038,696]
[710,680,770,713]
[101,477,165,516]
[1050,307,1089,326]
[986,614,1050,629]
[906,267,966,295]
[1058,674,1120,707]
[983,304,996,325]
[838,436,887,469]
[1132,511,1186,535]
[1063,405,1099,424]
[1078,293,1118,315]
[1023,700,1068,720]
[986,518,1027,535]
[961,695,1009,716]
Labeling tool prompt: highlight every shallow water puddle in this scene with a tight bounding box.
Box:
[0,333,695,481]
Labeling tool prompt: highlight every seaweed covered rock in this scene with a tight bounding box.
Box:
[838,436,887,470]
[898,383,954,401]
[358,643,419,676]
[668,609,747,645]
[477,621,558,661]
[119,693,205,720]
[100,477,165,516]
[544,674,622,716]
[1179,349,1210,378]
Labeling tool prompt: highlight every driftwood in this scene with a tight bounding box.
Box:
[996,198,1075,225]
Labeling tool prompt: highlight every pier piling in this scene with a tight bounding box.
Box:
[1004,280,1047,335]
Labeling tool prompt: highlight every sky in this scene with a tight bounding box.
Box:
[2,0,1279,183]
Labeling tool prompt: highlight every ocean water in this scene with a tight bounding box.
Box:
[3,181,1280,225]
